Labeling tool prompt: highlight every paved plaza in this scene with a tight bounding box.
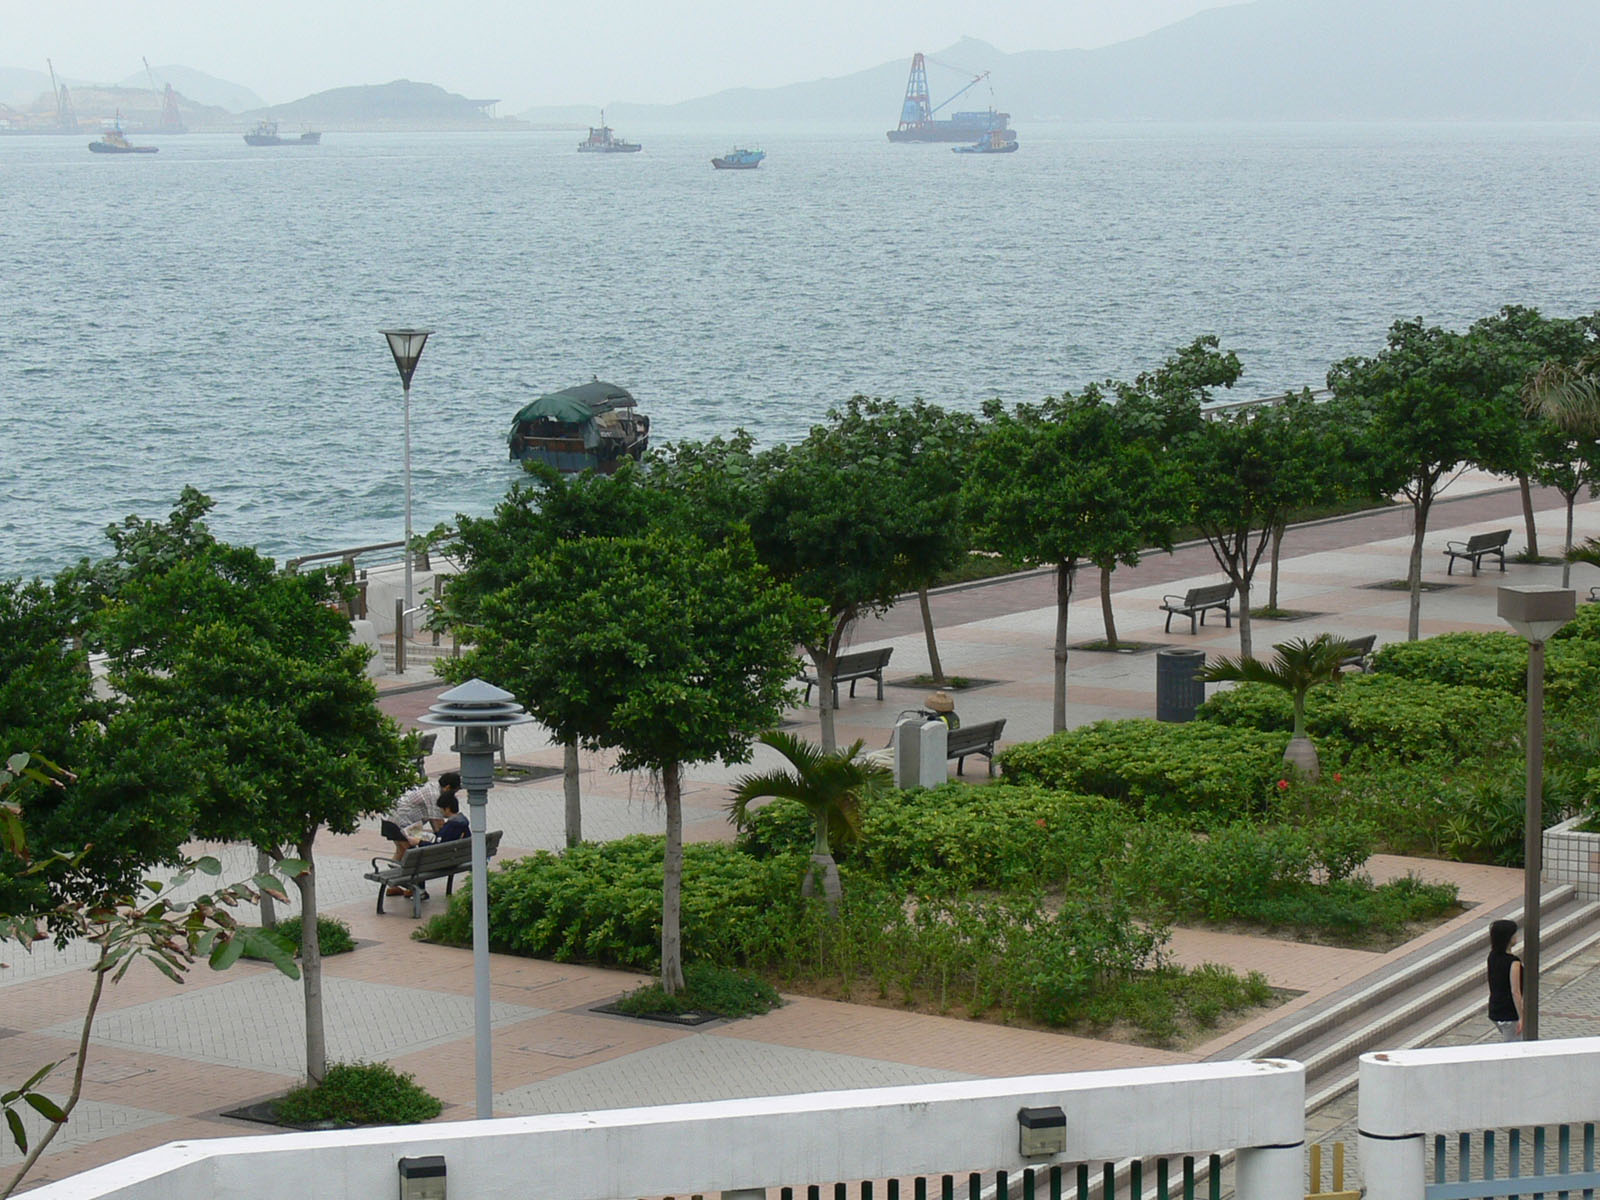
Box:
[6,475,1600,1191]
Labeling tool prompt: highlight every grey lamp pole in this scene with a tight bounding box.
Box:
[1497,584,1575,1041]
[419,678,531,1117]
[379,328,432,640]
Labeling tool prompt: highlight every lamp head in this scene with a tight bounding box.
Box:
[1498,585,1576,644]
[380,327,433,387]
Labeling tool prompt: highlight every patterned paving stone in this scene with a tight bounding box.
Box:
[0,1099,175,1167]
[495,1032,975,1115]
[44,974,547,1077]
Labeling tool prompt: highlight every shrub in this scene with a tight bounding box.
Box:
[735,796,838,860]
[273,1061,441,1127]
[243,914,355,960]
[1373,631,1600,710]
[415,836,804,969]
[613,963,781,1018]
[1199,674,1521,765]
[995,719,1288,824]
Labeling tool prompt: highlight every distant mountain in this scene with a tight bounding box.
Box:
[115,65,266,113]
[0,67,52,108]
[248,79,525,129]
[527,0,1600,124]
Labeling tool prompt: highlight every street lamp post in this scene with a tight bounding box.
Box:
[379,328,432,640]
[419,678,531,1118]
[1497,584,1576,1041]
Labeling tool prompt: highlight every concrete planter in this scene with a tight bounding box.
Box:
[1543,815,1600,899]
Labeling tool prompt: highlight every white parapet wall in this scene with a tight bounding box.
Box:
[1358,1036,1600,1200]
[1544,816,1600,899]
[26,1062,1306,1200]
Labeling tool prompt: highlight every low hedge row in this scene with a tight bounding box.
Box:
[1372,630,1600,709]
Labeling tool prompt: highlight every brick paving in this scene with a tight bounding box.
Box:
[7,476,1600,1193]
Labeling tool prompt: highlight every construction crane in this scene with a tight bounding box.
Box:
[143,56,186,133]
[46,58,77,132]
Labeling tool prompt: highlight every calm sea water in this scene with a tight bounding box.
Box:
[3,121,1597,577]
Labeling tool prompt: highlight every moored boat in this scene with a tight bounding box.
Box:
[88,114,157,154]
[712,146,765,169]
[578,111,641,153]
[244,120,321,146]
[953,128,1019,154]
[507,380,651,474]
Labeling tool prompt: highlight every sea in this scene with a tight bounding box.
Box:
[3,120,1598,579]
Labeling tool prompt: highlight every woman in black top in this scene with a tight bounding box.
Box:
[1486,918,1524,1041]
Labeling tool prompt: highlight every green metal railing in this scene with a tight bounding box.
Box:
[1427,1124,1599,1200]
[760,1157,1226,1200]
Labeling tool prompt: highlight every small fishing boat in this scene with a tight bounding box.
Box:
[578,111,641,153]
[507,380,651,474]
[88,114,157,155]
[712,146,765,170]
[244,120,321,146]
[953,128,1018,154]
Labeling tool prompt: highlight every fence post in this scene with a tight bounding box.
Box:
[432,576,443,647]
[394,598,406,675]
[1235,1141,1305,1200]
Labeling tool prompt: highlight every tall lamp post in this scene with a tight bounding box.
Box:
[379,327,432,639]
[1497,584,1575,1041]
[419,678,531,1117]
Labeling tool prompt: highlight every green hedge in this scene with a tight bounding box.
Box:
[1197,673,1521,764]
[1372,631,1600,708]
[995,719,1288,823]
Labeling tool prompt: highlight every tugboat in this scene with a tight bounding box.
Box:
[88,113,157,154]
[578,111,641,153]
[712,146,765,170]
[953,127,1018,154]
[244,120,321,146]
[507,380,651,474]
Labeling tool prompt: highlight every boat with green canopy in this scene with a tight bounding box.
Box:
[506,379,651,474]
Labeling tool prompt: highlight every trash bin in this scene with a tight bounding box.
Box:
[1155,648,1207,723]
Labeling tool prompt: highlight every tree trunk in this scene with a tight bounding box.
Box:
[562,740,581,848]
[1406,498,1429,642]
[803,811,842,916]
[1237,577,1255,658]
[1099,563,1118,649]
[257,848,277,928]
[1521,473,1540,557]
[811,648,838,754]
[918,587,945,686]
[659,761,686,996]
[1052,561,1075,733]
[1268,521,1286,610]
[293,837,326,1084]
[1564,493,1576,588]
[1282,736,1320,780]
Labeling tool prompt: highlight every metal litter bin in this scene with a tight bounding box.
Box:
[1155,648,1207,723]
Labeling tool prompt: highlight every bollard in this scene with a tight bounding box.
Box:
[893,715,923,788]
[918,718,948,785]
[394,598,407,674]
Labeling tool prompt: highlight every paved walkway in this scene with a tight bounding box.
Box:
[5,475,1599,1191]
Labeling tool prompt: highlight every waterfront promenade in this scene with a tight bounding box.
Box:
[6,474,1600,1191]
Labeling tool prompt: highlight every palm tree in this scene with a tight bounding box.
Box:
[1197,634,1352,780]
[1523,354,1600,587]
[727,730,891,913]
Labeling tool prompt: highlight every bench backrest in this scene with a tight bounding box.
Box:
[1466,529,1512,551]
[947,718,1006,752]
[835,647,893,672]
[398,828,503,871]
[1185,582,1235,606]
[1340,634,1376,657]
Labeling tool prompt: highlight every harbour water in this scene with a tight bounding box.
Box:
[4,121,1598,577]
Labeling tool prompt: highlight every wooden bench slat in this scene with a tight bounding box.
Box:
[800,647,894,706]
[1444,529,1511,576]
[365,829,503,918]
[945,717,1006,777]
[1160,582,1236,635]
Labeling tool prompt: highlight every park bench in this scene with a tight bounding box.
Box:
[800,647,894,706]
[1444,529,1511,576]
[1160,582,1236,635]
[365,830,502,919]
[946,717,1007,777]
[1338,634,1377,673]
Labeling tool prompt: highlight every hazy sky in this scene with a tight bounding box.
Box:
[10,0,1236,110]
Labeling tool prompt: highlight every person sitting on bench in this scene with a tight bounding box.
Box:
[380,770,461,863]
[433,792,469,844]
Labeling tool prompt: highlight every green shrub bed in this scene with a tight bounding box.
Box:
[994,719,1288,823]
[1373,631,1600,709]
[273,1061,441,1127]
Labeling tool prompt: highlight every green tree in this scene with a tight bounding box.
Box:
[448,515,816,993]
[1197,634,1352,780]
[727,730,891,912]
[1524,349,1600,586]
[1328,318,1528,640]
[96,491,416,1084]
[815,397,972,683]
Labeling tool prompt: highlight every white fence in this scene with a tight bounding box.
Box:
[24,1061,1305,1200]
